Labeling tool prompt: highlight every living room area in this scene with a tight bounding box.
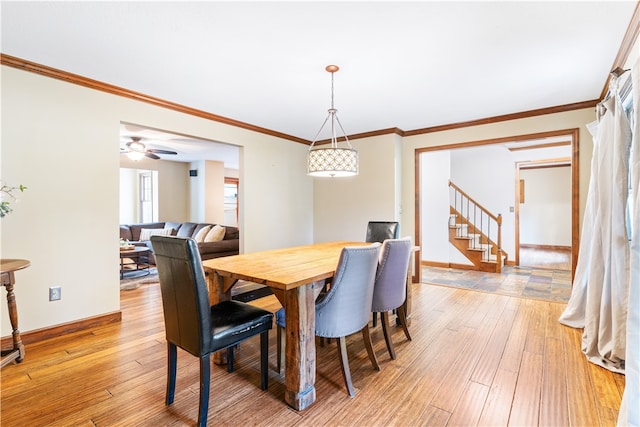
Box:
[118,123,241,281]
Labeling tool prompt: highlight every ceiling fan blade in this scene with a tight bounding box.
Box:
[145,152,161,160]
[147,149,177,155]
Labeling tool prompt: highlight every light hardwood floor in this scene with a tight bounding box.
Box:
[519,246,572,271]
[1,281,624,426]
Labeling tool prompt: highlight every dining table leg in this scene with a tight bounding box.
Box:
[207,271,235,365]
[273,282,318,411]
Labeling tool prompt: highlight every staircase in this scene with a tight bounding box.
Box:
[448,181,507,273]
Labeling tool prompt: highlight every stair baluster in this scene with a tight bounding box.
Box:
[448,180,506,273]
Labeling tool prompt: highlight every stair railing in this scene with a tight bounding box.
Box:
[448,180,503,263]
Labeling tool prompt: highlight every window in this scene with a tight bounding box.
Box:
[139,172,153,223]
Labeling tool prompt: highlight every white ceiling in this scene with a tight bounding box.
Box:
[2,1,636,167]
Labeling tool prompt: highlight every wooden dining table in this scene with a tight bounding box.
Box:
[202,241,374,410]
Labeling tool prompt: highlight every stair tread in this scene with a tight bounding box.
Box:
[448,206,503,272]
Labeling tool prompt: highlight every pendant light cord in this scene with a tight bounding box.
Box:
[308,65,353,150]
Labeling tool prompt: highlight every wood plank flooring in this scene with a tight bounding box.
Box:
[0,281,624,426]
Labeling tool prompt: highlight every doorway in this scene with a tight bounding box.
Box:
[118,122,241,298]
[516,159,572,271]
[415,128,579,279]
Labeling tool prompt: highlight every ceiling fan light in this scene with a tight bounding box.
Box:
[129,141,145,152]
[127,151,145,161]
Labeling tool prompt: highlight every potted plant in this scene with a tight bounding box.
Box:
[0,182,27,218]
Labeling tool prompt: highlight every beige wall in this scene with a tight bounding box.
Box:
[119,157,191,223]
[204,160,225,224]
[313,134,400,242]
[186,159,226,224]
[520,166,572,246]
[0,65,313,336]
[119,168,139,223]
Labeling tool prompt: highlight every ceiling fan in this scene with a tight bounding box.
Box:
[120,137,178,160]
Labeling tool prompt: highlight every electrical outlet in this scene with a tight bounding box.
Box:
[49,286,61,301]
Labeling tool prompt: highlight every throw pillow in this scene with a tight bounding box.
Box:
[139,227,172,241]
[194,225,212,243]
[204,225,226,242]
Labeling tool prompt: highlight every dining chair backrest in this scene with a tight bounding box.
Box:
[372,236,413,312]
[152,235,211,357]
[365,221,399,243]
[315,243,381,338]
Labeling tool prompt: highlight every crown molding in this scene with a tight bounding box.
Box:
[403,100,599,137]
[0,53,309,145]
[0,53,612,144]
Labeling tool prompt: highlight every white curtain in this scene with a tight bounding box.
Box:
[618,58,640,427]
[559,72,631,374]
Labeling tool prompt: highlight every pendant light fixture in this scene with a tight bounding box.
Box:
[307,65,358,177]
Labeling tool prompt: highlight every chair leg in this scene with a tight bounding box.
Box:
[166,343,177,406]
[276,325,285,374]
[319,337,332,347]
[260,331,269,390]
[198,354,211,427]
[336,336,355,397]
[372,311,378,327]
[361,325,380,371]
[228,346,234,373]
[381,311,396,360]
[397,305,412,341]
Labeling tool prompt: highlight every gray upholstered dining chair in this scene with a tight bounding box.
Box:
[365,221,399,243]
[151,235,273,427]
[275,242,381,397]
[371,236,413,360]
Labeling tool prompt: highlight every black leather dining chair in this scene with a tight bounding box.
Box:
[365,221,399,243]
[151,235,273,427]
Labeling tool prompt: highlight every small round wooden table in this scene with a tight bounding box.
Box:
[0,258,29,368]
